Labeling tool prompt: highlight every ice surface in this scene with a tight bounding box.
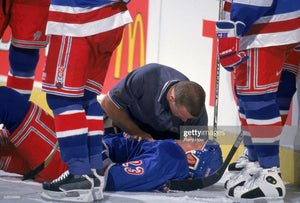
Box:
[0,170,299,203]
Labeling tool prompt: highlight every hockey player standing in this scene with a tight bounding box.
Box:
[0,0,50,99]
[227,47,300,173]
[216,0,300,200]
[41,0,133,202]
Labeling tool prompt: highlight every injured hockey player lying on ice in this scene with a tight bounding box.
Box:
[0,86,222,200]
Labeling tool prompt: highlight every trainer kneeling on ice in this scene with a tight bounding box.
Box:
[0,86,222,197]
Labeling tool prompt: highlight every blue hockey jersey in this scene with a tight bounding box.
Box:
[103,133,189,191]
[225,0,300,50]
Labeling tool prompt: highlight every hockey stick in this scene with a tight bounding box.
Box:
[166,131,243,191]
[212,57,220,140]
[213,0,224,141]
[23,142,59,180]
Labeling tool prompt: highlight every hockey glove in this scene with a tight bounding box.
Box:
[216,20,248,71]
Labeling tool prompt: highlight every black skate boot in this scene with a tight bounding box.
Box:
[41,170,94,202]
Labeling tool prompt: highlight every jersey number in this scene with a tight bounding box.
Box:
[123,160,144,175]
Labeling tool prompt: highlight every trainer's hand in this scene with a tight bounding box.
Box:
[216,20,248,71]
[134,133,154,141]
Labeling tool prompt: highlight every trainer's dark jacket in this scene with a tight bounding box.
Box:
[108,63,208,140]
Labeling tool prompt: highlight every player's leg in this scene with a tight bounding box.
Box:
[41,8,125,201]
[6,0,50,99]
[0,129,32,175]
[228,68,298,172]
[82,90,105,200]
[0,90,31,176]
[9,102,67,182]
[42,35,94,202]
[83,26,124,200]
[228,93,285,200]
[277,69,297,125]
[43,93,94,198]
[226,73,298,192]
[0,86,66,181]
[227,84,257,174]
[6,46,39,100]
[276,48,300,125]
[226,46,294,200]
[228,102,257,171]
[224,100,261,190]
[228,47,300,175]
[83,90,104,170]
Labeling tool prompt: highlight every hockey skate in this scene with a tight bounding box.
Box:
[227,167,286,200]
[89,140,110,200]
[224,161,260,190]
[228,147,249,172]
[90,169,105,201]
[102,139,113,168]
[41,170,94,202]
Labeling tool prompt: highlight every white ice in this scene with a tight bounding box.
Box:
[1,170,300,203]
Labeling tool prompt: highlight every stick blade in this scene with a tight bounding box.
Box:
[22,163,45,180]
[166,165,225,191]
[166,178,205,191]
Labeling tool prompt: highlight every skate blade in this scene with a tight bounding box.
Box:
[41,189,94,202]
[93,186,104,201]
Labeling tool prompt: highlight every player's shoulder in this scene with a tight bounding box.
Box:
[127,63,169,81]
[156,139,186,159]
[135,63,177,73]
[130,63,188,83]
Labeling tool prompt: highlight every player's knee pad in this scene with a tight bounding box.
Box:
[9,45,39,76]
